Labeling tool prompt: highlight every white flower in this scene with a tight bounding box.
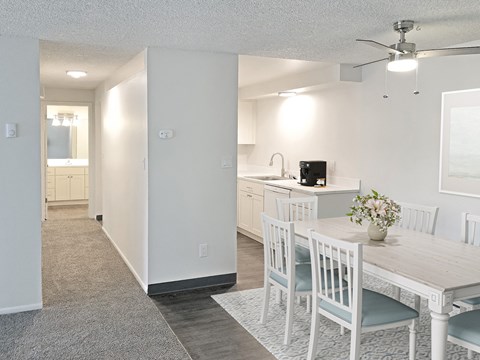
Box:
[365,199,387,217]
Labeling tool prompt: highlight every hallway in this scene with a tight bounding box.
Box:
[0,206,189,359]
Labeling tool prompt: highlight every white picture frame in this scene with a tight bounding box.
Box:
[439,88,480,198]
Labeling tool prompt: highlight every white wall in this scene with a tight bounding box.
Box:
[147,48,238,285]
[99,56,149,290]
[243,49,480,241]
[0,36,42,314]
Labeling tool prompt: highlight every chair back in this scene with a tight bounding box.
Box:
[461,212,480,247]
[308,230,362,327]
[261,213,295,287]
[396,202,439,234]
[276,196,318,221]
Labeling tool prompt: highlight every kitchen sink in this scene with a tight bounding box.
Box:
[244,175,289,181]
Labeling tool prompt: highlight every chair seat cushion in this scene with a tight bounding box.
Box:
[270,266,346,293]
[319,289,419,327]
[295,245,311,263]
[458,296,480,306]
[448,310,480,347]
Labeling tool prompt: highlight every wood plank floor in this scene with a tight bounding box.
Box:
[151,233,275,360]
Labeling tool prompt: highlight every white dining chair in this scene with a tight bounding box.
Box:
[260,213,312,345]
[455,212,480,358]
[396,202,439,234]
[276,196,318,264]
[448,309,480,358]
[393,202,439,309]
[307,230,418,360]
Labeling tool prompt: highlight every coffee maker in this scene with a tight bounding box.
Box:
[299,161,327,186]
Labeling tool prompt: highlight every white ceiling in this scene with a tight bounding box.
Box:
[1,1,479,89]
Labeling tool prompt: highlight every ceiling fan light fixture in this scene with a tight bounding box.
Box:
[387,53,418,72]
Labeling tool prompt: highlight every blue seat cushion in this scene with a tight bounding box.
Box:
[319,289,419,327]
[449,310,480,347]
[295,245,311,263]
[460,296,480,305]
[270,266,346,292]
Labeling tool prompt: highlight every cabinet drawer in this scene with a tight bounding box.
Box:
[47,188,55,201]
[55,167,85,175]
[47,167,55,176]
[238,179,264,196]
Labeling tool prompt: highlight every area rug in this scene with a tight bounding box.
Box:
[212,274,470,360]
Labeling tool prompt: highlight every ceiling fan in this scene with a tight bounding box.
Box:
[355,20,480,72]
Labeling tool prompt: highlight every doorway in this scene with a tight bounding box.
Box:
[43,104,90,219]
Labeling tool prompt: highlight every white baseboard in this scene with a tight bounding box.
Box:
[102,227,148,293]
[0,302,43,315]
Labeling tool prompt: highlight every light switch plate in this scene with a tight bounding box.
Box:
[221,156,233,168]
[5,123,17,138]
[158,129,174,139]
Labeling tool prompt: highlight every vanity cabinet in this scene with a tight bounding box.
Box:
[237,179,264,240]
[47,166,88,202]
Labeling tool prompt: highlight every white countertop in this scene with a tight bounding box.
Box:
[238,172,360,195]
[47,159,89,167]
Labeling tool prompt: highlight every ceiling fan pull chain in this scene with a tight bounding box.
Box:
[413,62,420,95]
[383,64,389,99]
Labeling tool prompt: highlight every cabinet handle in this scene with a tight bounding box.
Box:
[247,194,253,198]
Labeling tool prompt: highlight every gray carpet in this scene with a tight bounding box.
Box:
[0,207,191,360]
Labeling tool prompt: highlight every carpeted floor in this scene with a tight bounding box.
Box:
[213,274,474,360]
[0,206,191,360]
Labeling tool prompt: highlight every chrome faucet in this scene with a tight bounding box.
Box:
[269,152,286,177]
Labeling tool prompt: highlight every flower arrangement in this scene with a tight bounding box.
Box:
[347,189,401,232]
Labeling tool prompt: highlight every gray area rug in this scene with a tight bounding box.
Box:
[0,208,191,360]
[212,274,473,360]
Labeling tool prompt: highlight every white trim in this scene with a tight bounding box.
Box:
[0,302,43,315]
[102,227,148,293]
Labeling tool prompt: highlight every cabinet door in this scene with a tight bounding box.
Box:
[251,194,264,239]
[55,175,70,201]
[69,174,85,200]
[238,191,253,231]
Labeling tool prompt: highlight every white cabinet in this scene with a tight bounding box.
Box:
[48,166,88,202]
[237,179,264,240]
[238,101,256,144]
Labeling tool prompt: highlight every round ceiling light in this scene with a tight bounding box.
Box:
[66,70,87,79]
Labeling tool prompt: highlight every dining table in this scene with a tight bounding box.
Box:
[293,216,480,360]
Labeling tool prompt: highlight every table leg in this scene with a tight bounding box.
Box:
[430,311,449,360]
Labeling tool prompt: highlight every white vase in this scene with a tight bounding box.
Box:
[367,223,387,241]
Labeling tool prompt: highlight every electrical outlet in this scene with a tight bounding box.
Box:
[199,243,208,258]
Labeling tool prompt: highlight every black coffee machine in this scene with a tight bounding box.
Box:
[299,161,327,186]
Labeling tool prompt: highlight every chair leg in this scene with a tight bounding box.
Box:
[296,296,301,304]
[392,285,401,300]
[307,306,320,360]
[408,319,417,360]
[284,289,295,345]
[275,288,282,304]
[350,328,361,360]
[306,295,311,313]
[260,282,271,324]
[414,295,421,331]
[340,326,345,335]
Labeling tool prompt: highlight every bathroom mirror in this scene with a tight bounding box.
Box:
[46,105,89,160]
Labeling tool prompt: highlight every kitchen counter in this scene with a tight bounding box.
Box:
[47,159,89,167]
[237,174,360,195]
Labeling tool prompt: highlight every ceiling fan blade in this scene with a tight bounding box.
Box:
[416,46,480,58]
[353,57,389,68]
[356,39,403,55]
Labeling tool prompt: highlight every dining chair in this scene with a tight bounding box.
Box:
[393,202,439,309]
[396,201,439,234]
[448,309,480,358]
[454,212,480,358]
[307,230,418,360]
[276,196,318,264]
[260,212,312,345]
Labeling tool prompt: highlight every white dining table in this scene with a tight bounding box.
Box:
[293,217,480,360]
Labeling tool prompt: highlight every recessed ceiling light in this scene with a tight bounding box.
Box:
[66,70,87,79]
[278,91,297,97]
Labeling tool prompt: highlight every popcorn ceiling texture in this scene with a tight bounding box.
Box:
[1,0,479,88]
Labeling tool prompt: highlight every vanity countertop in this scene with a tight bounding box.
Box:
[47,159,89,167]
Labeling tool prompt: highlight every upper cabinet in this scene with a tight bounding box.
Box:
[238,100,256,144]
